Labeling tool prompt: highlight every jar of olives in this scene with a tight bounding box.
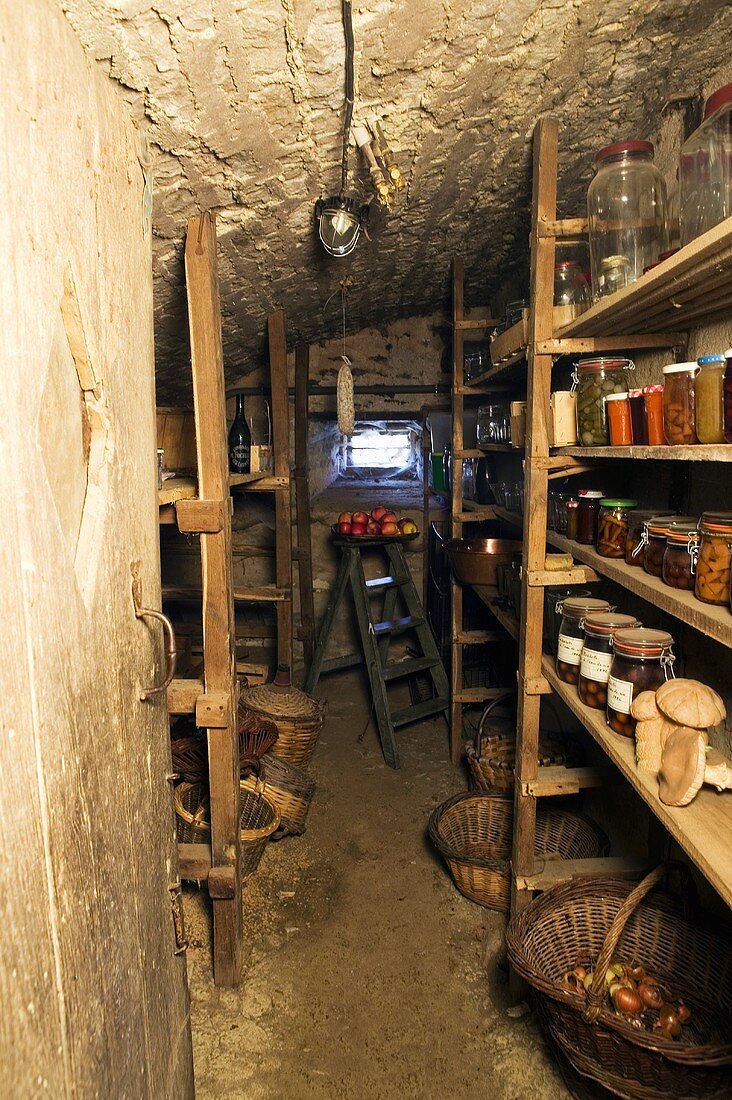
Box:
[597,499,637,558]
[695,512,732,605]
[556,596,612,685]
[574,358,634,446]
[607,628,675,737]
[578,613,641,710]
[662,524,700,591]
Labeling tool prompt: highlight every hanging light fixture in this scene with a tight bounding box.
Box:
[315,1,368,258]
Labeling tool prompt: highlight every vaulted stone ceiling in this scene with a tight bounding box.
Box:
[64,0,730,401]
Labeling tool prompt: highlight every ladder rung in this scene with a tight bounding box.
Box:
[320,653,363,674]
[364,575,400,591]
[515,856,649,892]
[523,766,609,798]
[453,687,507,703]
[373,614,424,636]
[391,696,449,728]
[381,656,439,682]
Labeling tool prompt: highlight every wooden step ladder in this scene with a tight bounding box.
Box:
[304,539,449,768]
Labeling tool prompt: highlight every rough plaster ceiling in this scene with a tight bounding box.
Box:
[63,0,731,402]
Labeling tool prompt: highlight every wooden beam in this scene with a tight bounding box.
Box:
[167,677,204,715]
[268,311,293,671]
[185,212,242,987]
[178,843,212,881]
[515,857,649,891]
[450,258,465,763]
[175,497,225,533]
[294,344,315,671]
[522,766,609,797]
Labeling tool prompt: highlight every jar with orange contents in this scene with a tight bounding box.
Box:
[695,512,732,605]
[662,363,699,445]
[607,628,675,737]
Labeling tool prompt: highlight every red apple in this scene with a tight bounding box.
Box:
[371,506,387,522]
[367,520,381,535]
[352,511,369,526]
[338,512,352,525]
[350,521,367,536]
[337,521,352,535]
[381,511,397,525]
[381,521,399,536]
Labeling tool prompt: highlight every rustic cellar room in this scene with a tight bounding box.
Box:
[7,1,732,1098]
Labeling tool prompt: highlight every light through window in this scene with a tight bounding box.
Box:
[346,423,415,470]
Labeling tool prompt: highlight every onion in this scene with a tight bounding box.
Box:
[611,986,643,1015]
[677,1001,692,1024]
[626,961,645,981]
[573,965,587,981]
[639,982,664,1010]
[658,1004,682,1037]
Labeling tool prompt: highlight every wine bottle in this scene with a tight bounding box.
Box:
[228,394,251,473]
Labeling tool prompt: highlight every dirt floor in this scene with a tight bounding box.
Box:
[184,671,570,1099]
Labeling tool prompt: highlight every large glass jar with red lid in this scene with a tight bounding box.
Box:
[579,613,641,710]
[588,141,668,300]
[680,84,732,244]
[695,512,732,605]
[575,358,634,446]
[556,596,612,685]
[597,499,637,558]
[662,524,700,591]
[663,363,699,445]
[607,628,675,737]
[576,490,604,545]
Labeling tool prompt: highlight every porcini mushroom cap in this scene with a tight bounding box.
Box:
[656,679,726,729]
[658,726,707,806]
[631,691,662,721]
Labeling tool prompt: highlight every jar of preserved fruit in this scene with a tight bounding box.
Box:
[642,517,675,577]
[695,512,732,605]
[643,384,665,445]
[606,392,633,445]
[566,498,579,541]
[578,613,641,710]
[628,389,648,445]
[556,596,612,686]
[663,363,699,445]
[724,349,732,444]
[577,490,605,545]
[588,141,669,300]
[575,358,634,446]
[597,499,637,558]
[662,524,700,591]
[607,628,675,737]
[695,354,726,444]
[624,509,663,567]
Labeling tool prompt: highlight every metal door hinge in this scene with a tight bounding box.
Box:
[169,881,188,955]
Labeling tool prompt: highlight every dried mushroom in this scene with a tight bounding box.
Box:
[631,692,680,774]
[658,726,707,806]
[703,748,732,793]
[655,679,726,729]
[631,691,662,722]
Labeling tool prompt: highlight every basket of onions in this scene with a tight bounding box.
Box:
[506,864,732,1099]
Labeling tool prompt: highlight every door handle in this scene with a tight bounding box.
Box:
[131,562,177,701]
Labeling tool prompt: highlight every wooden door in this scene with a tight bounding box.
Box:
[0,2,194,1096]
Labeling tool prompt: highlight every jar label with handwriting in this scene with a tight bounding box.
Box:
[557,633,583,665]
[607,675,634,714]
[580,647,613,683]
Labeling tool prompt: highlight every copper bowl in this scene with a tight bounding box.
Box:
[445,538,523,587]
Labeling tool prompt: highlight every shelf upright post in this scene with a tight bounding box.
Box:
[511,118,559,921]
[268,311,294,671]
[450,258,466,762]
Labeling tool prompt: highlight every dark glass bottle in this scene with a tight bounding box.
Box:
[228,394,251,473]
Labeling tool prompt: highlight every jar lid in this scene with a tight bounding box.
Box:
[667,525,700,544]
[577,357,632,373]
[562,597,611,620]
[613,627,674,656]
[643,384,664,394]
[599,499,637,508]
[697,354,726,364]
[605,392,630,403]
[662,363,698,374]
[704,82,732,120]
[577,489,604,499]
[647,514,694,537]
[602,255,632,270]
[596,140,654,162]
[700,511,732,533]
[629,388,643,398]
[585,612,641,635]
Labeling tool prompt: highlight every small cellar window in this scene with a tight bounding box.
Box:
[343,419,421,481]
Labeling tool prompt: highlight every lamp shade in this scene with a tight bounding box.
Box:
[315,195,368,257]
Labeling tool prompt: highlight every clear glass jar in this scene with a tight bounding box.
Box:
[695,512,732,605]
[626,509,655,566]
[680,84,732,245]
[695,355,726,444]
[575,358,634,446]
[578,613,641,710]
[597,499,637,558]
[577,490,604,545]
[554,261,591,324]
[556,596,612,686]
[566,499,579,541]
[662,525,700,591]
[607,628,675,737]
[477,404,509,445]
[663,363,699,445]
[464,345,489,382]
[588,141,669,300]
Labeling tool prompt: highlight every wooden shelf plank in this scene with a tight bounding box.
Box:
[515,855,650,892]
[472,584,519,641]
[454,316,501,330]
[158,477,197,506]
[163,584,290,604]
[230,474,288,489]
[543,656,732,909]
[453,687,508,703]
[228,471,269,487]
[545,530,732,650]
[555,444,732,462]
[476,443,522,454]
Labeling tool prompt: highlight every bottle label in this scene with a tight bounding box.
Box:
[557,632,583,665]
[607,675,634,714]
[230,445,249,469]
[580,647,613,683]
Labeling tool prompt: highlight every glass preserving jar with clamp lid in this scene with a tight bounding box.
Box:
[578,612,641,711]
[556,596,612,687]
[607,628,675,737]
[573,358,635,447]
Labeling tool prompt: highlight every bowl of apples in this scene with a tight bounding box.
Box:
[331,506,420,543]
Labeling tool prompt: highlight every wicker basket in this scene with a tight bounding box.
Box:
[428,791,606,912]
[170,714,278,784]
[174,779,281,878]
[240,752,315,836]
[237,705,279,758]
[466,691,577,792]
[506,865,732,1100]
[241,679,325,770]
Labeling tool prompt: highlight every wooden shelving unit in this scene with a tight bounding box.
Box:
[498,118,732,924]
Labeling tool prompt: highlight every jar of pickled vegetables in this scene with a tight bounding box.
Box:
[663,363,699,445]
[695,512,732,605]
[578,613,641,710]
[597,499,637,558]
[607,628,675,737]
[577,490,604,545]
[695,354,726,444]
[574,358,633,446]
[662,524,700,591]
[556,596,612,686]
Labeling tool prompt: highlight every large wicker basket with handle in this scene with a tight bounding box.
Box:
[240,670,325,770]
[174,776,280,878]
[506,865,732,1099]
[428,791,606,912]
[240,752,315,837]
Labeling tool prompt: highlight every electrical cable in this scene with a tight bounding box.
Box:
[340,0,355,194]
